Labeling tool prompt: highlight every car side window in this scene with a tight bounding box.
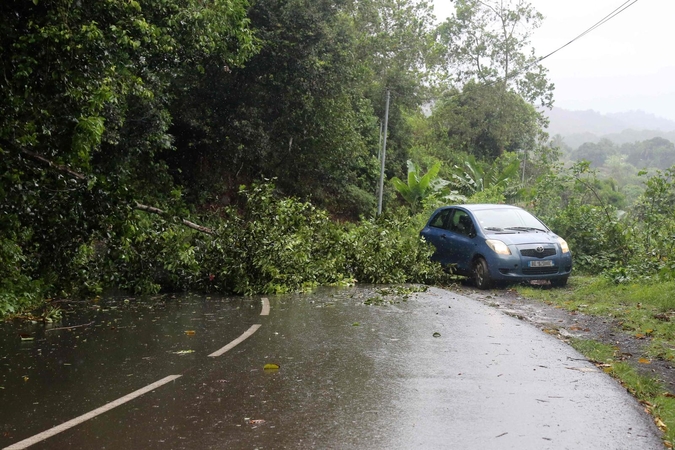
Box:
[450,210,476,237]
[430,210,452,229]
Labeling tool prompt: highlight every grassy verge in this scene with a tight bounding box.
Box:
[516,276,675,446]
[517,276,675,361]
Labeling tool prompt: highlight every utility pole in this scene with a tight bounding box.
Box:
[378,121,383,162]
[377,89,390,216]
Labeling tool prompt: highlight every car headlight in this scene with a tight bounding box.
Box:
[558,237,570,254]
[486,239,511,255]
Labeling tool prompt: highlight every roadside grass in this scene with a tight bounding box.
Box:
[517,276,675,361]
[518,277,675,445]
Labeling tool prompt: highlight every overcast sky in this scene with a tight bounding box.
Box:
[432,0,675,121]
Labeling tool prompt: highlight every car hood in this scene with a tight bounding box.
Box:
[485,231,561,246]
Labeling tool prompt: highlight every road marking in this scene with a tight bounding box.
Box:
[4,375,181,450]
[261,297,270,316]
[208,324,262,357]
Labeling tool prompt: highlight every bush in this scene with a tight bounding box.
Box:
[0,235,45,315]
[545,201,630,273]
[341,209,445,285]
[197,182,351,295]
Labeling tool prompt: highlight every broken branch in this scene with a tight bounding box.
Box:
[134,202,214,235]
[46,321,94,332]
[2,140,215,236]
[19,148,87,181]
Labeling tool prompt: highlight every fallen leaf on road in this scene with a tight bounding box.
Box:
[185,330,196,336]
[263,363,280,371]
[638,358,651,364]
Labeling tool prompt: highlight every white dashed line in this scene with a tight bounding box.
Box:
[4,375,182,450]
[261,297,270,316]
[208,324,262,357]
[6,297,273,448]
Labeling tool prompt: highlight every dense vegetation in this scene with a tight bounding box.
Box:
[2,0,675,318]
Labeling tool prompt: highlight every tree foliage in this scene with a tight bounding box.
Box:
[430,81,543,160]
[437,0,553,108]
[8,0,673,317]
[0,0,256,309]
[0,0,449,316]
[452,153,520,198]
[166,0,440,217]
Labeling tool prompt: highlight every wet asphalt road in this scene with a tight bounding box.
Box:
[0,286,665,449]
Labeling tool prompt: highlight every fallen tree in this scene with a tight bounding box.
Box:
[13,144,214,236]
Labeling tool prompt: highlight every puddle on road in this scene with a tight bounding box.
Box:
[0,293,260,445]
[0,285,426,448]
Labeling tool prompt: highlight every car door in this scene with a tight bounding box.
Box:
[445,209,478,273]
[421,209,456,266]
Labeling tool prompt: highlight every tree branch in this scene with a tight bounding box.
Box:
[12,145,88,181]
[134,202,214,235]
[2,140,215,236]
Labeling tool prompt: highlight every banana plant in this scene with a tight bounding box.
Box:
[391,160,460,213]
[452,154,520,195]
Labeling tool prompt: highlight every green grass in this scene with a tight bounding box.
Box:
[568,338,617,363]
[517,276,675,361]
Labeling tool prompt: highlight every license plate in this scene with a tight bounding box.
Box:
[529,260,554,268]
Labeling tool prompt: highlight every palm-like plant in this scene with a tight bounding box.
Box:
[391,160,461,213]
[452,154,520,196]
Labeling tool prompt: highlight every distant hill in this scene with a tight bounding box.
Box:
[607,111,675,133]
[545,108,675,149]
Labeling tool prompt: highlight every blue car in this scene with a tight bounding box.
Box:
[421,204,572,289]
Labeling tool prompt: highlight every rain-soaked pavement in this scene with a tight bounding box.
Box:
[0,286,665,449]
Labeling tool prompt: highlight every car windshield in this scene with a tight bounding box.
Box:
[472,208,548,232]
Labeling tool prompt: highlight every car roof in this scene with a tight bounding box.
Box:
[441,204,523,212]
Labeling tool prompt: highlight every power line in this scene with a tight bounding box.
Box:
[488,0,640,91]
[536,0,639,64]
[441,1,641,102]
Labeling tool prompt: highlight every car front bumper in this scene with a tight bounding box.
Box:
[486,250,573,282]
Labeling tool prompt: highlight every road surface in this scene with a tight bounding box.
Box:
[0,286,664,449]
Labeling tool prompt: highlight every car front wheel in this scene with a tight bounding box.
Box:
[473,257,493,290]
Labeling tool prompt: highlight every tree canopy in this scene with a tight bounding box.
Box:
[0,0,575,315]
